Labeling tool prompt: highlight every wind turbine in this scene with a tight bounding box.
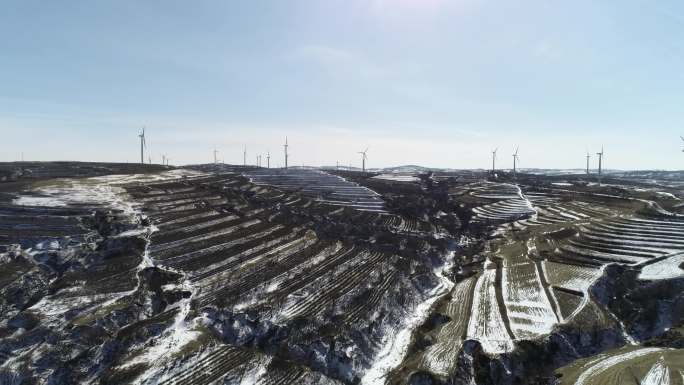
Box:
[596,146,604,185]
[283,137,289,170]
[213,149,219,164]
[512,146,519,176]
[358,148,368,172]
[243,146,247,167]
[138,127,146,164]
[585,152,591,175]
[491,148,498,173]
[267,152,270,168]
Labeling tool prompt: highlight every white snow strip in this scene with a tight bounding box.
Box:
[640,356,671,385]
[466,260,515,354]
[574,348,665,385]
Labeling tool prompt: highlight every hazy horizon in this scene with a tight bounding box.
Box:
[2,1,684,170]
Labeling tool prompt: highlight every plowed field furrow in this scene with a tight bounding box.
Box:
[589,222,684,239]
[154,212,226,231]
[136,189,214,203]
[569,239,669,259]
[283,252,386,318]
[151,194,221,210]
[579,230,684,248]
[154,225,285,266]
[197,241,330,307]
[151,215,244,245]
[559,244,647,264]
[420,276,477,376]
[157,346,253,385]
[345,270,397,323]
[621,217,684,227]
[270,246,357,299]
[155,197,228,212]
[149,219,262,254]
[188,229,302,281]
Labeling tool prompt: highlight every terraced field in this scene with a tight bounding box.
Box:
[392,176,684,384]
[2,164,683,385]
[556,346,684,385]
[0,163,463,384]
[246,168,386,212]
[417,276,477,376]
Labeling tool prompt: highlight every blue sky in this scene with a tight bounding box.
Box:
[1,0,683,169]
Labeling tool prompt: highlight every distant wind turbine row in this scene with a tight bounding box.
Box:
[133,130,682,173]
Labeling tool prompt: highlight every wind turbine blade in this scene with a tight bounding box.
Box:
[680,136,684,142]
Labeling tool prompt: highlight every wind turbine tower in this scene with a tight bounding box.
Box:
[243,146,247,167]
[596,146,604,185]
[491,148,498,173]
[512,146,519,176]
[138,127,146,164]
[681,136,684,152]
[586,152,591,175]
[358,148,368,172]
[213,149,219,164]
[267,152,270,168]
[283,137,289,170]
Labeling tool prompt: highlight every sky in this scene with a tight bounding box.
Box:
[1,0,684,170]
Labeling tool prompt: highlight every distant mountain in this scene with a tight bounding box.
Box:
[378,165,443,173]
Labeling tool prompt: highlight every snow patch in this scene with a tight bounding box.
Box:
[639,253,684,281]
[360,251,455,385]
[640,356,671,385]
